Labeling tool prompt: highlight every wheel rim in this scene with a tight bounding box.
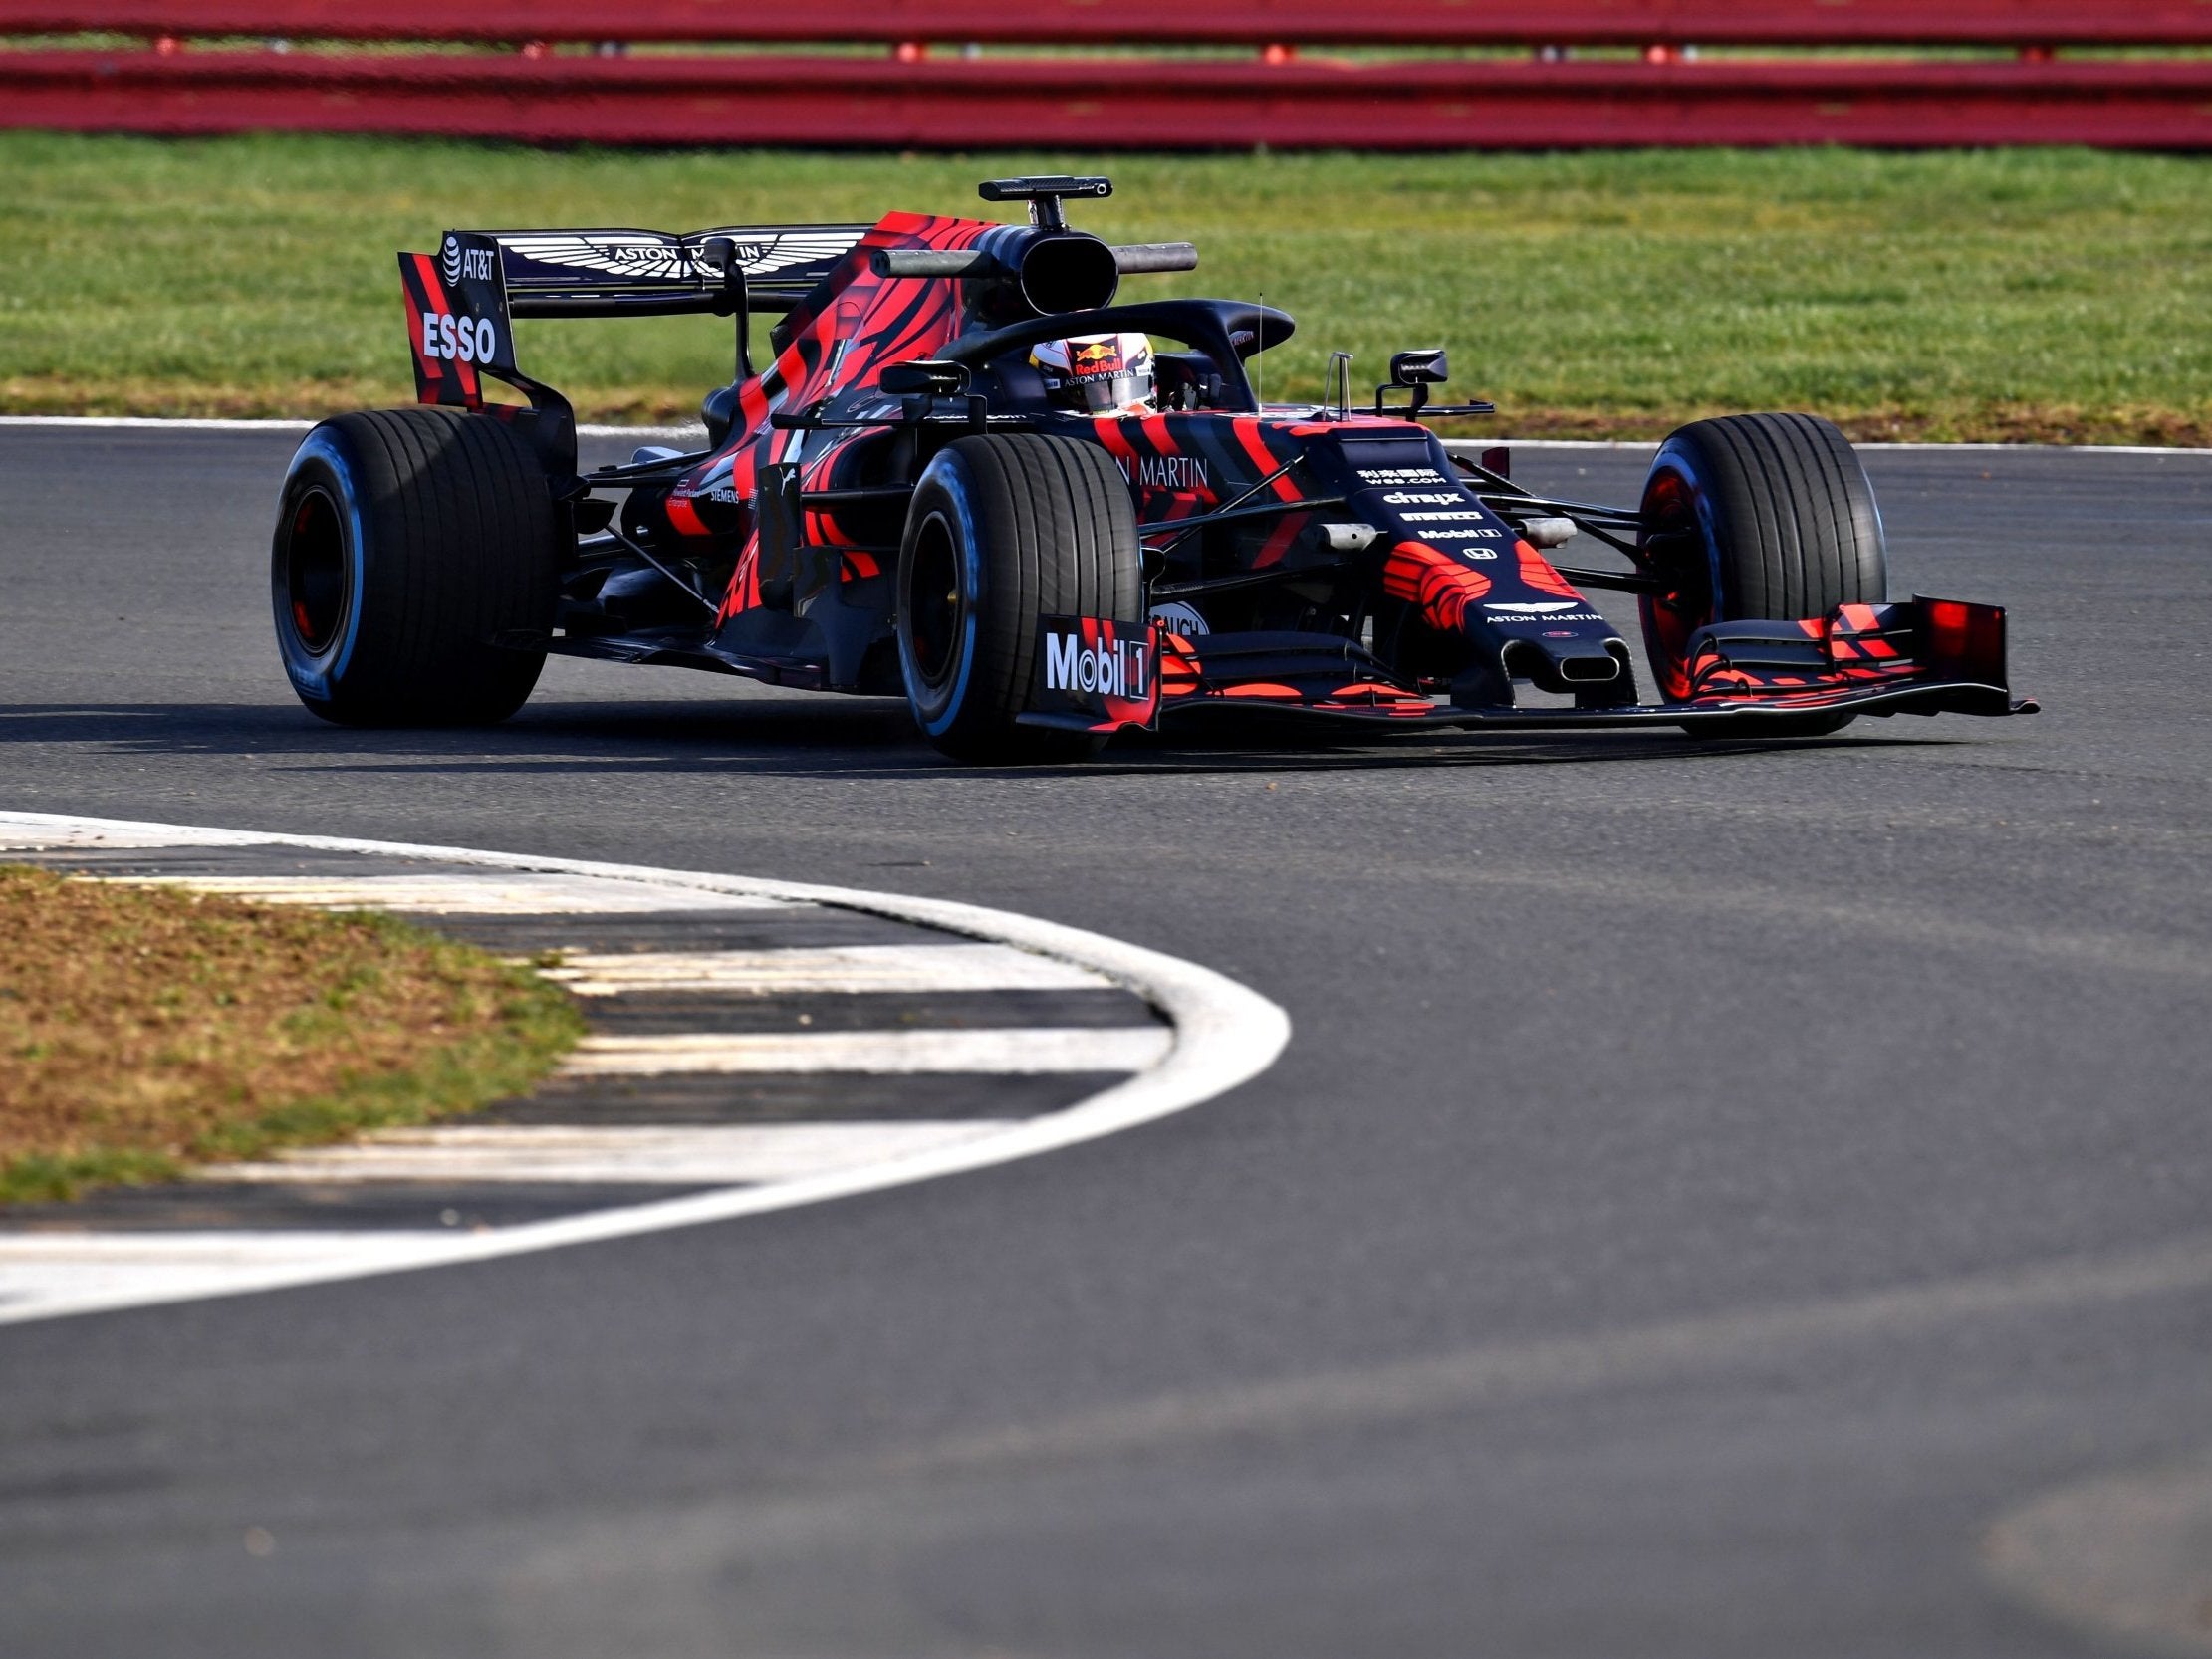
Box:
[905,509,964,693]
[284,486,348,654]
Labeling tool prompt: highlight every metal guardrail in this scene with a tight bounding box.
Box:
[5,4,2211,149]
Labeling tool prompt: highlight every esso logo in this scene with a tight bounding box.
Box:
[421,311,498,365]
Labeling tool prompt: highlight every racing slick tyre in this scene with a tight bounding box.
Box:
[1637,412,1888,738]
[896,432,1143,764]
[271,407,558,725]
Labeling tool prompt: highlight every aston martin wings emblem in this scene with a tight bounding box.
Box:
[494,231,696,285]
[488,226,868,293]
[684,227,869,277]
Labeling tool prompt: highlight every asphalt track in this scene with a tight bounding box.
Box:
[2,424,2209,1658]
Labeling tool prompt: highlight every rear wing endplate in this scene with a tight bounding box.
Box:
[394,221,864,467]
[396,231,575,474]
[398,232,520,411]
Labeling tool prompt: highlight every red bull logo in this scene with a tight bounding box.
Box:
[1070,339,1125,377]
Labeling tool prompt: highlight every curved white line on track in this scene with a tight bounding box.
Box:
[0,811,1291,1326]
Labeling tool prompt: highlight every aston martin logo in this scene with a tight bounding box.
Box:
[691,228,865,276]
[494,229,866,285]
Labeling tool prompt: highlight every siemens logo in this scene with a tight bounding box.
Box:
[1045,631,1151,699]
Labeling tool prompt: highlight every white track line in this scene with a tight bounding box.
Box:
[2,821,262,850]
[0,415,707,441]
[542,944,1109,996]
[0,415,322,432]
[1435,438,2212,458]
[7,415,2208,457]
[562,1027,1172,1075]
[0,1234,461,1307]
[203,1122,1017,1186]
[92,872,796,913]
[0,812,1291,1325]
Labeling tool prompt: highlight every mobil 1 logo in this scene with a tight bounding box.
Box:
[1031,614,1162,729]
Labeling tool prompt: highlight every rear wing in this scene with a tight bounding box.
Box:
[488,224,869,317]
[395,222,870,458]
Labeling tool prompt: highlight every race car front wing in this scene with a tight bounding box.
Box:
[1018,596,2036,734]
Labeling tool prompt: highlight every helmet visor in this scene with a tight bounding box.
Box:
[1076,372,1149,415]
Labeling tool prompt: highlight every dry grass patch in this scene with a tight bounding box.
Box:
[0,865,584,1203]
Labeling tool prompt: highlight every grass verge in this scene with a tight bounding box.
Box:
[0,865,585,1204]
[3,135,2211,443]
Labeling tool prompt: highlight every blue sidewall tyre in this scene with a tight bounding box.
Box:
[271,425,369,710]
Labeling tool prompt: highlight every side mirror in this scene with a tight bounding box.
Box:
[1377,348,1451,415]
[878,359,970,397]
[1389,349,1449,387]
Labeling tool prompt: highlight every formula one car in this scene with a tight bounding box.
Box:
[271,174,2034,761]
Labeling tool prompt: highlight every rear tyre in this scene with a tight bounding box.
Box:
[271,407,559,726]
[1638,412,1887,738]
[896,433,1143,764]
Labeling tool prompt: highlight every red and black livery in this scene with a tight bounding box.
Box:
[270,175,2033,759]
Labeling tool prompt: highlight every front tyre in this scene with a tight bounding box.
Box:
[271,407,558,726]
[896,433,1142,764]
[1638,412,1888,738]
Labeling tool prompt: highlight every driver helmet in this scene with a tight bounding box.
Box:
[1030,332,1155,416]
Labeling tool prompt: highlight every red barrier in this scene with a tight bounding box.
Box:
[7,4,2212,148]
[6,1,2212,46]
[6,50,2210,150]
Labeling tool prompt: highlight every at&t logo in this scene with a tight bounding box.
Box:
[440,234,497,285]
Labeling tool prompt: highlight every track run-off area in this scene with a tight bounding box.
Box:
[2,422,2209,1658]
[0,812,1287,1325]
